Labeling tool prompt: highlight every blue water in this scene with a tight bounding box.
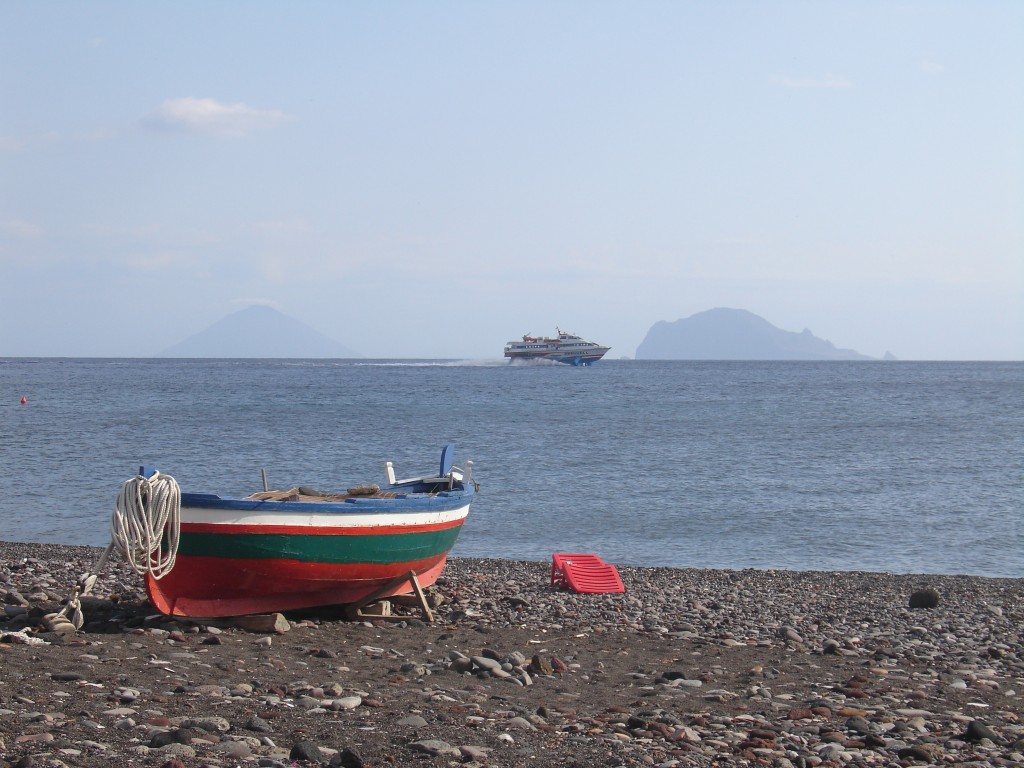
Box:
[1,358,1021,577]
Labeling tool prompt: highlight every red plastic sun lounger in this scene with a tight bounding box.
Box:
[551,553,625,594]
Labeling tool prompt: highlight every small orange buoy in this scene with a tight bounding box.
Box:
[20,396,27,404]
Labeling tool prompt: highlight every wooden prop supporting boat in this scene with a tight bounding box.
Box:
[118,445,474,619]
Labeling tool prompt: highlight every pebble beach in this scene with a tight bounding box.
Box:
[2,540,1022,768]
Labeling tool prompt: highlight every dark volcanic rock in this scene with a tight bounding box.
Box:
[909,588,940,609]
[290,739,325,762]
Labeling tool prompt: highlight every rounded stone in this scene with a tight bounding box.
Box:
[908,588,940,609]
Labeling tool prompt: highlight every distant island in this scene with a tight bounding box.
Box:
[159,305,361,358]
[635,308,879,360]
[160,304,882,361]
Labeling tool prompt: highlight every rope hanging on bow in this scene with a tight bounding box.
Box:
[46,470,181,634]
[110,471,181,580]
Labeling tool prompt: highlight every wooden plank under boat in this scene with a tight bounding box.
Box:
[142,445,474,618]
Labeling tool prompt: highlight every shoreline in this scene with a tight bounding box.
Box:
[4,538,1022,582]
[2,540,1023,767]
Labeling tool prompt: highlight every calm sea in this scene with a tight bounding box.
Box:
[1,358,1020,577]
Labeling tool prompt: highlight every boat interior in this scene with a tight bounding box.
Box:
[242,445,471,503]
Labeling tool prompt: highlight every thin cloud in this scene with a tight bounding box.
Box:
[920,59,946,75]
[245,216,313,236]
[774,74,853,90]
[0,219,42,238]
[0,131,60,152]
[230,298,281,311]
[141,97,293,137]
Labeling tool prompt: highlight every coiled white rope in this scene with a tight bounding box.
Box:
[111,471,181,580]
[47,470,181,634]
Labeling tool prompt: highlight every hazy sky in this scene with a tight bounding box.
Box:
[2,2,1021,359]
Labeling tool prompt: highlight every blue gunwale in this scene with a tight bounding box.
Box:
[181,486,473,515]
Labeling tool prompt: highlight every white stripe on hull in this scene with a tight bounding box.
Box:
[180,503,471,529]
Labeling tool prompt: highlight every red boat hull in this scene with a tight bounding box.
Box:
[146,553,450,617]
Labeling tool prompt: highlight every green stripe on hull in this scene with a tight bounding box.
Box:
[177,527,463,565]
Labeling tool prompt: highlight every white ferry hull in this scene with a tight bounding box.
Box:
[503,329,610,366]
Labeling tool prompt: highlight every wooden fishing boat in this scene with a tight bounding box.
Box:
[135,445,474,618]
